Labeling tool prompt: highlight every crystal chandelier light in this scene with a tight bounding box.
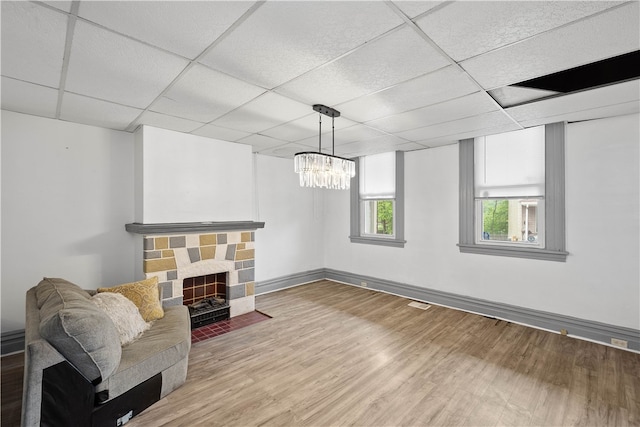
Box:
[294,104,356,190]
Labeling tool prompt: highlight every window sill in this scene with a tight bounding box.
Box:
[458,244,568,262]
[350,236,406,248]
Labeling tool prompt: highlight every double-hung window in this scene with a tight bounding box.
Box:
[350,151,405,248]
[459,122,568,261]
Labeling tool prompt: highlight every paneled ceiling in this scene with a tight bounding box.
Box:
[2,1,639,159]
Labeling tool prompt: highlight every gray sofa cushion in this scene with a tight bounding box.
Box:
[95,305,191,400]
[36,278,121,382]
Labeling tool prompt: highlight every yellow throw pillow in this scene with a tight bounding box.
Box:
[98,277,164,322]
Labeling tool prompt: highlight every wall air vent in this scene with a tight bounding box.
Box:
[490,50,640,108]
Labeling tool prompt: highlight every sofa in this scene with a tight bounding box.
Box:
[22,277,191,427]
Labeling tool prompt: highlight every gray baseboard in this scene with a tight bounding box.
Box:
[1,330,25,355]
[255,268,639,352]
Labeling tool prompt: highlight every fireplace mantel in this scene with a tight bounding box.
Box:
[125,221,265,235]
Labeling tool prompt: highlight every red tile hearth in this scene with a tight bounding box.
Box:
[191,310,271,344]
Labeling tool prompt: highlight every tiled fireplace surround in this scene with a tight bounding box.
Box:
[126,222,264,317]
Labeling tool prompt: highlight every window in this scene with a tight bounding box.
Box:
[459,122,568,261]
[350,151,405,247]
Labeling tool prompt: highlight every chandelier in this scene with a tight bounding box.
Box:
[294,104,356,190]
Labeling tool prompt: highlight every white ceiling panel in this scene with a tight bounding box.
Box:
[236,133,289,152]
[338,134,408,157]
[211,92,310,133]
[417,122,523,148]
[0,2,67,88]
[42,2,73,13]
[199,1,404,89]
[506,80,640,122]
[77,2,254,60]
[276,26,450,106]
[397,110,517,142]
[337,66,480,122]
[367,91,498,133]
[60,93,143,131]
[260,114,319,142]
[65,21,189,108]
[518,101,640,129]
[134,111,205,133]
[1,77,58,119]
[150,64,265,123]
[191,124,252,142]
[461,2,640,90]
[296,124,389,148]
[392,1,444,19]
[256,143,310,159]
[489,86,560,108]
[418,1,624,62]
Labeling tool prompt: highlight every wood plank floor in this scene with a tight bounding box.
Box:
[3,280,640,426]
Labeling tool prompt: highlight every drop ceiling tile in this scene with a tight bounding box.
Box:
[256,143,310,159]
[60,93,143,131]
[416,123,523,147]
[191,124,252,142]
[461,2,640,90]
[367,91,496,133]
[1,2,67,88]
[296,124,388,148]
[199,1,404,89]
[393,1,444,19]
[65,20,189,108]
[489,86,559,108]
[276,26,450,106]
[518,101,639,128]
[236,133,289,152]
[77,2,253,59]
[1,77,58,119]
[338,134,407,157]
[397,110,516,141]
[506,80,640,122]
[260,114,319,142]
[394,141,430,152]
[417,1,625,62]
[42,2,73,13]
[211,92,310,133]
[134,111,204,133]
[150,64,265,123]
[337,66,479,122]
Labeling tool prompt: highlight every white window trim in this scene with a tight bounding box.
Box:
[458,122,568,262]
[350,152,405,248]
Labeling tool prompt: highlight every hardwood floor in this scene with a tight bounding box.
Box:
[3,280,639,426]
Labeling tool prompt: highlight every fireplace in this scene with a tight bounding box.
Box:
[184,273,230,329]
[125,221,265,318]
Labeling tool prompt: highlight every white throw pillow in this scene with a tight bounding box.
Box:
[91,292,151,346]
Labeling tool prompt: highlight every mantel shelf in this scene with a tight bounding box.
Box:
[125,221,265,235]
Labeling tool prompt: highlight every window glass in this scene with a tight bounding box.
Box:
[477,198,544,246]
[363,200,394,236]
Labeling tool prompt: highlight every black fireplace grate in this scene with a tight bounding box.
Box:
[188,298,230,329]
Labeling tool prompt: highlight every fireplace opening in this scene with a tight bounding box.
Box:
[183,273,230,329]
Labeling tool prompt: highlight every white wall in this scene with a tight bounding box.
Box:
[1,111,136,332]
[136,126,253,223]
[324,113,639,330]
[253,154,325,282]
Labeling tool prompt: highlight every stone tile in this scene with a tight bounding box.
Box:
[162,296,183,307]
[186,234,200,248]
[217,233,227,244]
[243,260,255,268]
[245,282,255,296]
[228,232,241,244]
[228,284,245,300]
[162,249,174,258]
[155,237,169,250]
[201,246,216,260]
[167,270,178,281]
[144,250,161,259]
[235,261,243,270]
[159,281,173,298]
[225,244,237,260]
[235,249,254,261]
[200,234,217,246]
[144,237,154,250]
[238,268,255,283]
[144,257,177,273]
[187,247,201,263]
[237,243,246,250]
[229,295,255,317]
[170,236,186,248]
[241,232,252,242]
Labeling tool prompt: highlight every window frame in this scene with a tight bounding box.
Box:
[458,122,568,262]
[350,151,406,248]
